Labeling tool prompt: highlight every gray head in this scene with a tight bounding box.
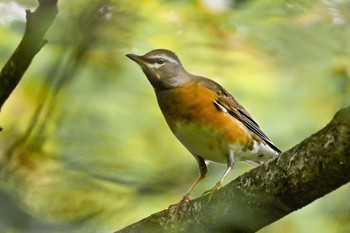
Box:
[126,49,190,90]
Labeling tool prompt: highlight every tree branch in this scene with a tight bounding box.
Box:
[115,106,350,233]
[0,0,58,113]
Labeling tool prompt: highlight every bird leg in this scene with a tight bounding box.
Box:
[202,150,235,197]
[168,155,207,214]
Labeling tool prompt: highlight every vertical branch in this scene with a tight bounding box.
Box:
[0,0,58,113]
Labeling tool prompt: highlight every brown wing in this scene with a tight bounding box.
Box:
[198,77,281,154]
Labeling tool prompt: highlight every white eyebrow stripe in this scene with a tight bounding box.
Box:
[151,55,179,64]
[149,62,164,69]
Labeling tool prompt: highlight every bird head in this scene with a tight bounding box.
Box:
[126,49,190,90]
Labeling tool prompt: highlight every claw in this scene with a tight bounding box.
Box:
[168,194,191,217]
[202,181,222,199]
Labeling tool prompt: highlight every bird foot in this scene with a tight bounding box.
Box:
[168,194,191,216]
[202,182,222,198]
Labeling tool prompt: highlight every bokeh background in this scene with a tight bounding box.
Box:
[0,0,349,232]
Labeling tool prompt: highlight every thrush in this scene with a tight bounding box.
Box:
[126,49,281,209]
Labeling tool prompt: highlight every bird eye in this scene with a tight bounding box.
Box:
[155,58,165,65]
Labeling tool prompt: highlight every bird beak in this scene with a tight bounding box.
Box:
[126,53,145,66]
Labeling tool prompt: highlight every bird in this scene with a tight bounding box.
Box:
[126,49,281,210]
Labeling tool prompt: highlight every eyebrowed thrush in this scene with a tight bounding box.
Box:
[126,49,281,210]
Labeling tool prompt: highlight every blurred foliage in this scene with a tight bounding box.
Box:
[0,0,349,232]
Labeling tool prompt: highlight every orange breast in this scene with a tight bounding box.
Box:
[156,82,252,147]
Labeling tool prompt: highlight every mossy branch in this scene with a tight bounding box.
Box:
[115,106,350,233]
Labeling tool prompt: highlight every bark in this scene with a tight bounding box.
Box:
[115,106,350,233]
[0,0,58,113]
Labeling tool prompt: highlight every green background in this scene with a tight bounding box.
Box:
[0,0,349,232]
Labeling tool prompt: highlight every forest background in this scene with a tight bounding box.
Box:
[0,0,349,232]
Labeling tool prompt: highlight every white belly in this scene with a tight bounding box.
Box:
[175,123,228,163]
[174,122,277,163]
